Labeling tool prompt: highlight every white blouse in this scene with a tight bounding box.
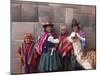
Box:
[48,35,59,44]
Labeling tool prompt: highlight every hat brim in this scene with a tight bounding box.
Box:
[42,24,54,27]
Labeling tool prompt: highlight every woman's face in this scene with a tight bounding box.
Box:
[73,26,79,32]
[45,26,53,33]
[61,29,67,35]
[24,38,31,43]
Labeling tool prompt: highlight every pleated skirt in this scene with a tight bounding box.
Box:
[38,50,61,72]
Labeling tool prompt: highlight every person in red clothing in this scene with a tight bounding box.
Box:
[18,33,37,73]
[58,24,72,71]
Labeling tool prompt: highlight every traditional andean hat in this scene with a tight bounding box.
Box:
[24,33,33,40]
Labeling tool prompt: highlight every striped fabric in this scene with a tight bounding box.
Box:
[58,35,72,55]
[18,42,34,66]
[35,32,47,55]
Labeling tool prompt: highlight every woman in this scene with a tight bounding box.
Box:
[35,21,61,72]
[69,18,87,70]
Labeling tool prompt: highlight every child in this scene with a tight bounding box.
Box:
[18,33,37,73]
[68,18,87,70]
[35,21,61,72]
[58,24,72,70]
[71,18,86,49]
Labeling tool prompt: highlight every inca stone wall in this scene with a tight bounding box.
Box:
[11,0,96,74]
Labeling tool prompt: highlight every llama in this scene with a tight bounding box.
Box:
[68,32,96,69]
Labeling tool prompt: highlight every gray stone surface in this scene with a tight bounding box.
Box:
[11,58,21,74]
[11,41,22,74]
[38,5,55,23]
[11,22,34,40]
[74,13,89,28]
[21,4,38,22]
[11,1,96,73]
[11,3,21,22]
[83,26,96,49]
[54,7,66,23]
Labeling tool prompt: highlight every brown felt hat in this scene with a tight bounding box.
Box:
[72,18,80,27]
[42,22,54,28]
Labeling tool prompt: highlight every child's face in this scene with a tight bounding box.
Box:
[45,26,53,33]
[60,25,67,35]
[61,29,67,35]
[73,26,79,32]
[24,38,31,43]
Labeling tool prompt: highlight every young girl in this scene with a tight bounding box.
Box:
[18,33,37,73]
[68,18,87,70]
[58,24,72,70]
[71,18,87,49]
[35,22,61,72]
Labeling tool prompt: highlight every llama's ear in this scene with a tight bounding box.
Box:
[70,32,76,37]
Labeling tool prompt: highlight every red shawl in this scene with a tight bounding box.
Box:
[58,35,72,55]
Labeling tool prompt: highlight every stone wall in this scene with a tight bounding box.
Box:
[11,0,96,74]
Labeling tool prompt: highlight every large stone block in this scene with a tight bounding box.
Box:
[74,13,89,28]
[89,14,96,28]
[11,22,34,40]
[11,41,24,74]
[38,5,55,23]
[54,7,66,23]
[11,40,22,58]
[32,23,42,41]
[80,6,91,14]
[21,4,38,22]
[11,58,22,74]
[83,26,96,49]
[65,8,74,26]
[11,3,21,22]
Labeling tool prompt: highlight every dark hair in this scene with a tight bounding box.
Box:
[43,24,53,28]
[43,24,54,32]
